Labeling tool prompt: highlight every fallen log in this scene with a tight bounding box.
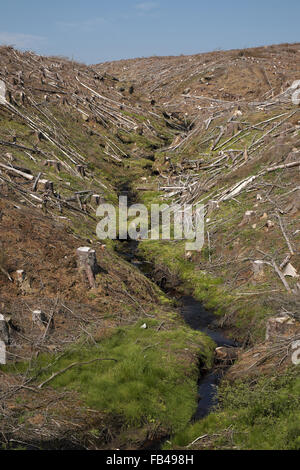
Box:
[0,163,34,180]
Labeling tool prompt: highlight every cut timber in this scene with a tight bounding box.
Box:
[76,247,98,289]
[222,176,257,201]
[280,255,291,270]
[32,172,42,191]
[271,260,291,292]
[0,163,34,181]
[220,161,300,203]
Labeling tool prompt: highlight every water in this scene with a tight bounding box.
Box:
[180,296,237,419]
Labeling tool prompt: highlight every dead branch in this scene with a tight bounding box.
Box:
[38,357,118,389]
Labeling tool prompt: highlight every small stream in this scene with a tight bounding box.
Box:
[116,184,237,427]
[180,296,237,420]
[117,240,237,421]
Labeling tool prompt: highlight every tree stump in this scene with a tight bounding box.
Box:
[0,340,6,365]
[43,160,61,172]
[239,210,256,227]
[0,314,10,345]
[0,80,6,104]
[90,194,100,207]
[37,179,54,193]
[15,269,32,295]
[215,347,239,364]
[252,260,265,279]
[76,165,86,177]
[32,310,48,328]
[76,247,98,289]
[91,194,106,207]
[265,316,297,341]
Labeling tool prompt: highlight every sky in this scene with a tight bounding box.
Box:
[0,0,299,64]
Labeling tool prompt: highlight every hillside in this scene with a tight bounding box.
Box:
[0,43,300,450]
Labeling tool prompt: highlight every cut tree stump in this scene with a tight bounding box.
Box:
[252,260,265,279]
[36,179,54,192]
[0,80,6,104]
[76,247,98,289]
[0,340,6,365]
[0,314,10,345]
[265,316,297,341]
[76,165,86,177]
[215,347,239,364]
[32,310,48,328]
[91,194,101,207]
[15,269,32,295]
[43,160,61,172]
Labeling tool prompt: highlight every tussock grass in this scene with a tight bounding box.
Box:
[165,366,300,450]
[139,240,231,314]
[4,320,214,432]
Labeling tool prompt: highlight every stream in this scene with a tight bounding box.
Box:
[117,240,237,423]
[180,296,237,420]
[115,184,238,443]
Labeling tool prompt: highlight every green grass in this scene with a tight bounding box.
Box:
[3,320,215,433]
[164,366,300,450]
[139,239,232,315]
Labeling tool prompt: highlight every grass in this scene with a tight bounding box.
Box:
[3,320,215,433]
[164,366,300,450]
[139,239,232,315]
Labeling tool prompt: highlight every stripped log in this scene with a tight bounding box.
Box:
[0,163,34,180]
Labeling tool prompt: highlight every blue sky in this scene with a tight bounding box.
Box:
[0,0,299,64]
